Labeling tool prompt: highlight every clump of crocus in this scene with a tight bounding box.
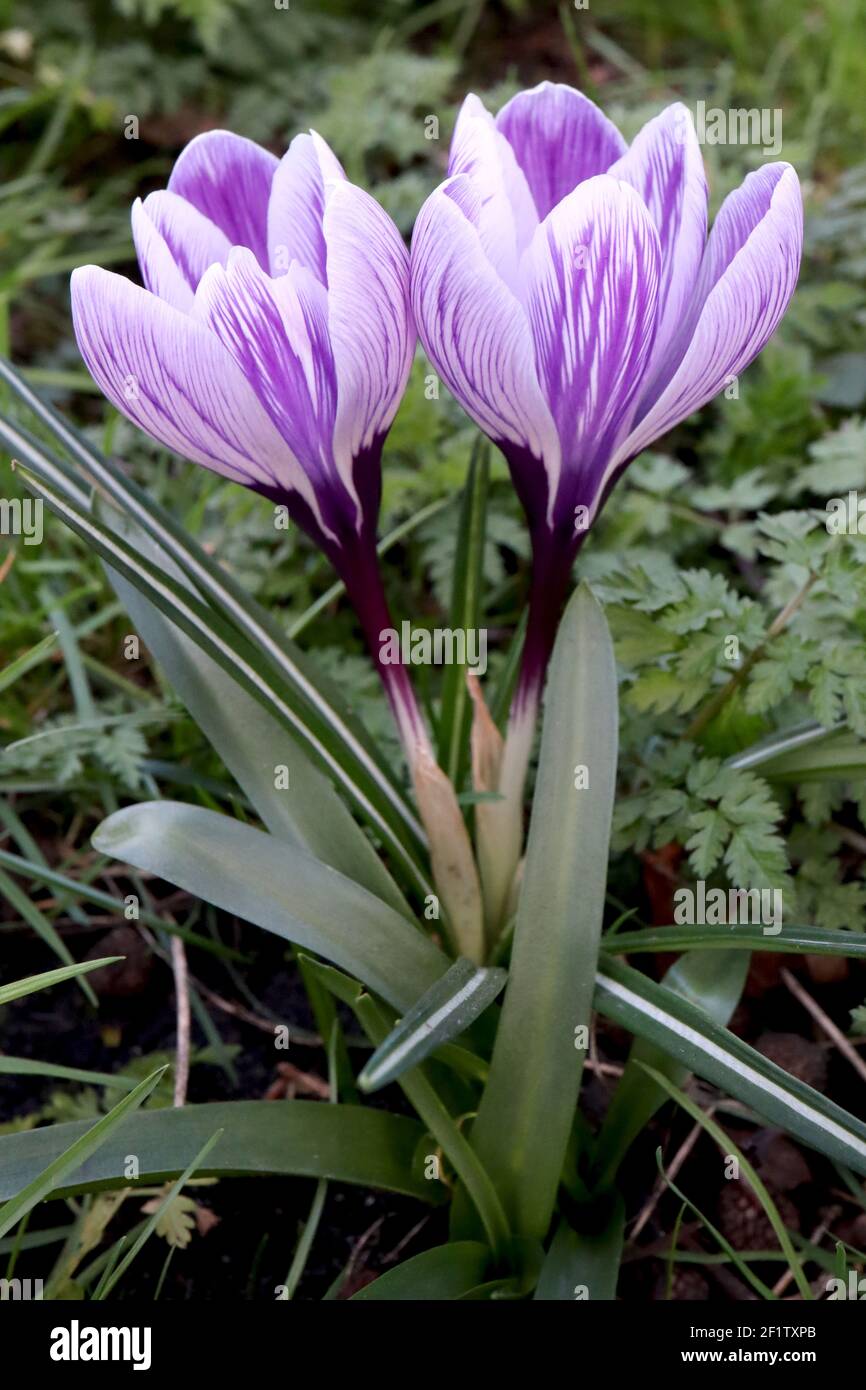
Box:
[71,128,483,957]
[411,83,803,926]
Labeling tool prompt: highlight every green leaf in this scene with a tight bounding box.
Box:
[593,950,748,1188]
[0,1102,440,1204]
[534,1198,624,1301]
[0,1058,137,1090]
[100,503,410,917]
[468,583,618,1242]
[304,957,510,1259]
[0,1066,167,1238]
[5,429,428,893]
[437,438,489,788]
[603,922,866,957]
[351,1242,492,1301]
[0,957,122,1008]
[359,957,505,1093]
[731,722,866,782]
[91,801,448,1012]
[0,631,58,693]
[594,957,866,1178]
[0,866,97,1006]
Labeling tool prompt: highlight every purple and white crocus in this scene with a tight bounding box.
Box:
[411,82,803,828]
[71,127,429,754]
[71,127,485,956]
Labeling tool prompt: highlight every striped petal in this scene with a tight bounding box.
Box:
[519,174,660,523]
[448,94,537,289]
[267,130,346,285]
[607,164,803,484]
[411,175,560,504]
[324,180,415,525]
[496,82,627,219]
[70,265,311,505]
[132,191,231,311]
[192,247,341,531]
[167,130,278,270]
[608,103,708,396]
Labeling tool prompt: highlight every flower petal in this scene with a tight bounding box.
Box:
[192,248,342,532]
[167,130,278,269]
[607,104,707,394]
[607,164,803,482]
[323,180,414,521]
[70,265,312,505]
[495,82,627,219]
[447,94,537,288]
[411,176,561,507]
[519,174,660,521]
[132,191,231,311]
[267,130,346,285]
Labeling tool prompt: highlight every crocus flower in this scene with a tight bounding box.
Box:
[71,128,484,955]
[71,128,426,746]
[411,82,803,773]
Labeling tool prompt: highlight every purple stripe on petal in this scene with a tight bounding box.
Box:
[70,265,314,508]
[608,104,708,398]
[495,82,627,219]
[323,181,415,518]
[267,131,346,285]
[168,130,278,270]
[132,192,231,310]
[519,174,660,524]
[607,164,803,485]
[192,248,353,532]
[411,177,560,500]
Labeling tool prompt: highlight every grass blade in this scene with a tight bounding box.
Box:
[0,957,122,1007]
[0,1066,167,1238]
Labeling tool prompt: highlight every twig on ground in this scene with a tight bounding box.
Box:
[781,967,866,1085]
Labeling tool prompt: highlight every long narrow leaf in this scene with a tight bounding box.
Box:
[534,1200,624,1301]
[603,923,866,957]
[101,503,411,917]
[92,801,448,1012]
[359,957,505,1093]
[0,1102,442,1204]
[595,957,866,1177]
[0,957,122,1007]
[468,583,618,1242]
[305,957,510,1258]
[351,1242,491,1301]
[18,466,430,894]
